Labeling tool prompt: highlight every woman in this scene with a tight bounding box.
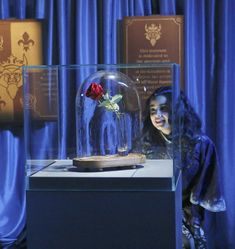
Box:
[141,86,226,249]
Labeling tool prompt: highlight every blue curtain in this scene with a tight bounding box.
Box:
[0,0,235,248]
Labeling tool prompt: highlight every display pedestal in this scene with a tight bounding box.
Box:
[26,160,182,249]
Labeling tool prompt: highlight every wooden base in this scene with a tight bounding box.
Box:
[73,153,146,170]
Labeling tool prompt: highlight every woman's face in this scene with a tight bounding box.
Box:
[149,95,171,135]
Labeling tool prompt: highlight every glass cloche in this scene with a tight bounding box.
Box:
[74,70,145,169]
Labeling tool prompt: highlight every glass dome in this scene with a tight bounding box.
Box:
[75,70,142,158]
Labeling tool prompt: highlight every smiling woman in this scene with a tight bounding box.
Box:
[149,95,171,135]
[140,87,173,159]
[139,86,226,248]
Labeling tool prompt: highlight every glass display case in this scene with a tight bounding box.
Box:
[24,63,182,249]
[23,63,181,189]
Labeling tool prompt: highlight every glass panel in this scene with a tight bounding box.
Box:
[23,63,181,189]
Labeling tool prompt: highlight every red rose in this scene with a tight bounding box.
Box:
[85,83,104,101]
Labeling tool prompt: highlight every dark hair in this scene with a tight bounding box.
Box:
[143,86,202,145]
[176,92,202,141]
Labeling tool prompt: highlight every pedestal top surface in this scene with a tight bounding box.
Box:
[29,159,173,178]
[27,159,176,191]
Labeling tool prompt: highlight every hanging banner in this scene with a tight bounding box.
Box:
[0,20,43,123]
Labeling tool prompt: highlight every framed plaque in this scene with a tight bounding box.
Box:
[23,68,58,121]
[121,15,184,107]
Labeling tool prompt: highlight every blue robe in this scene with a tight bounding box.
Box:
[140,133,226,248]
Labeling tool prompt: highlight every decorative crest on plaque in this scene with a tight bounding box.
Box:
[0,96,6,111]
[18,32,35,52]
[0,36,3,50]
[21,93,37,110]
[0,54,28,99]
[144,24,161,47]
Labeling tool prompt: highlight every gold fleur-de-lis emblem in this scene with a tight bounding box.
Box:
[0,36,3,50]
[145,24,162,47]
[18,32,35,52]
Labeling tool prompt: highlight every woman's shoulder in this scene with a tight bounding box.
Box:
[192,134,217,156]
[194,134,215,145]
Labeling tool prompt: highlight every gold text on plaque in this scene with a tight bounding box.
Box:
[18,32,35,52]
[144,24,161,47]
[0,36,3,50]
